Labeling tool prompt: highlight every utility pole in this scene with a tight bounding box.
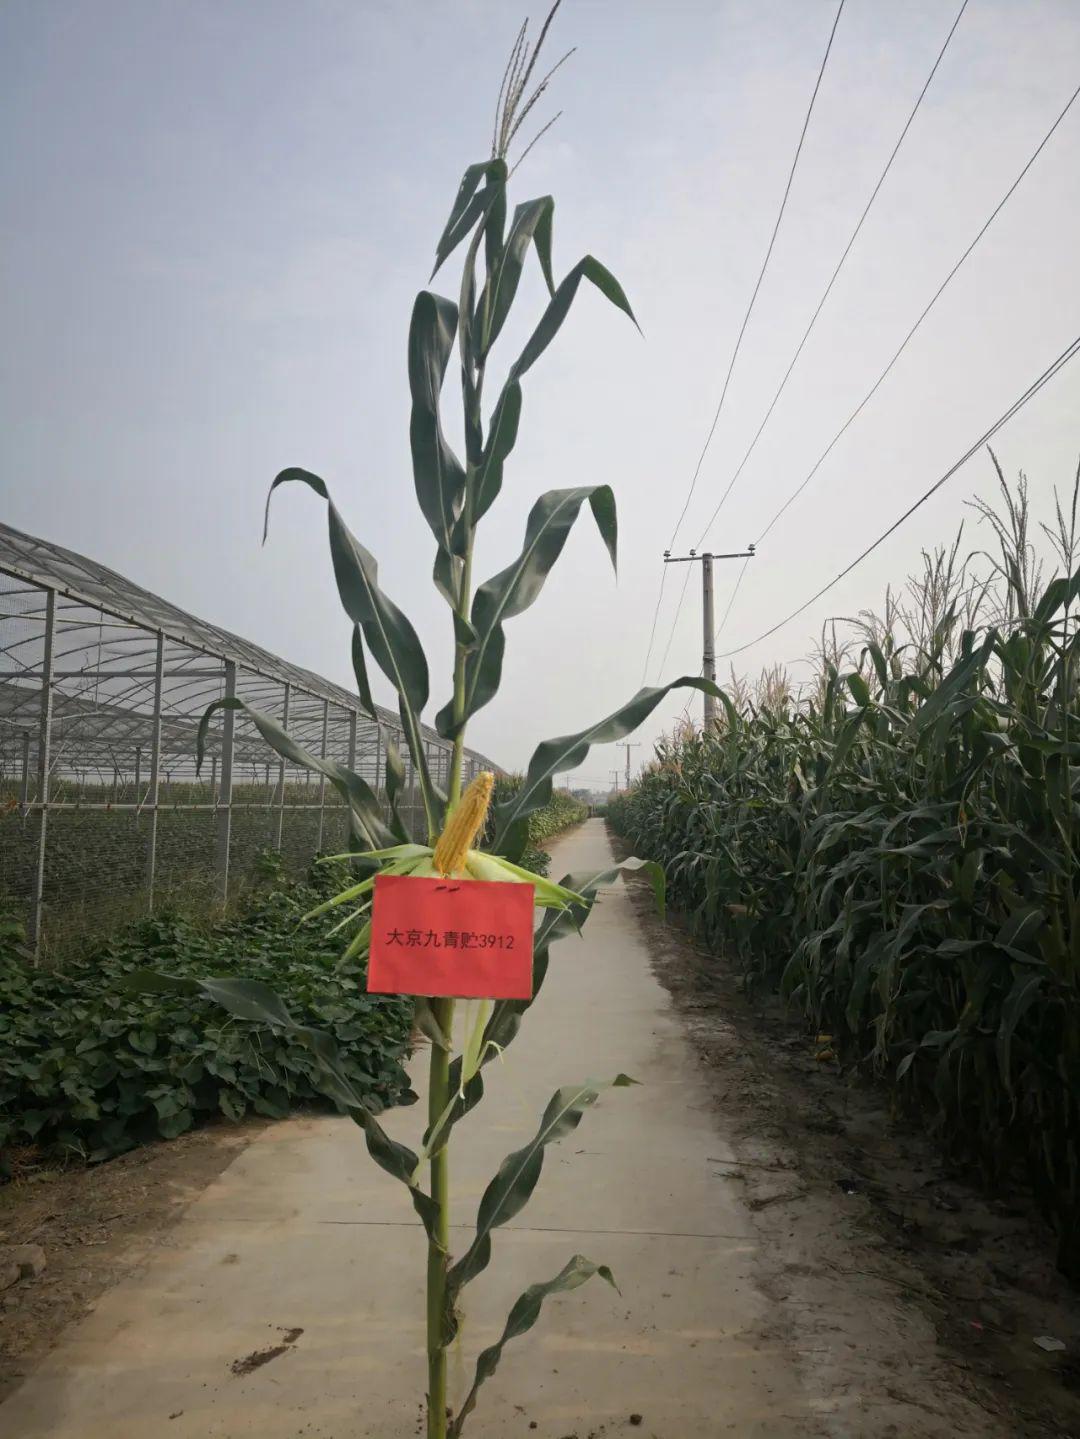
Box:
[610,769,621,793]
[617,741,640,788]
[664,545,756,729]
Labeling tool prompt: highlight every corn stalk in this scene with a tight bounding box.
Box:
[134,10,718,1434]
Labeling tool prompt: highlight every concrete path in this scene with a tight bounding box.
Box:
[1,820,807,1437]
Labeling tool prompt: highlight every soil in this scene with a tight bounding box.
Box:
[622,863,1080,1438]
[0,1118,265,1403]
[229,1326,304,1375]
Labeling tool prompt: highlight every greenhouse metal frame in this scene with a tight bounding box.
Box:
[0,522,498,956]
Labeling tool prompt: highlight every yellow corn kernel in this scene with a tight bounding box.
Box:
[432,771,495,875]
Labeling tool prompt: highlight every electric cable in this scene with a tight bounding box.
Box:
[714,331,1080,660]
[703,72,1080,653]
[693,0,970,547]
[751,74,1080,551]
[639,0,847,683]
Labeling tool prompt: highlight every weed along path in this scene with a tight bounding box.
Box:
[0,819,1008,1438]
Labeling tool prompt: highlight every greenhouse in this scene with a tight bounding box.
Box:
[0,522,497,955]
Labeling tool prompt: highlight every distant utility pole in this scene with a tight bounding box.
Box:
[618,741,640,788]
[610,769,621,793]
[664,545,756,728]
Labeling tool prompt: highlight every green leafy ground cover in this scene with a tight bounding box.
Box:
[0,864,414,1167]
[0,788,584,1171]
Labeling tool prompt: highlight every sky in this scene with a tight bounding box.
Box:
[2,0,1079,791]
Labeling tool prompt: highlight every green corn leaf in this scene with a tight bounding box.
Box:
[195,696,394,849]
[448,1255,617,1438]
[265,468,441,835]
[299,876,377,925]
[492,677,721,853]
[474,861,665,1085]
[509,255,638,383]
[1032,563,1080,625]
[555,857,667,922]
[907,631,996,736]
[714,687,740,730]
[348,1103,441,1244]
[350,622,378,718]
[446,1075,637,1309]
[128,971,440,1243]
[861,641,889,691]
[421,944,554,1160]
[436,487,617,738]
[194,977,296,1025]
[996,971,1044,1095]
[478,195,555,357]
[408,291,467,594]
[471,380,522,524]
[445,870,642,1153]
[846,672,872,708]
[414,997,453,1052]
[432,158,507,276]
[453,612,478,650]
[266,469,429,714]
[995,905,1046,956]
[351,626,409,843]
[458,185,506,455]
[122,970,199,997]
[825,708,869,783]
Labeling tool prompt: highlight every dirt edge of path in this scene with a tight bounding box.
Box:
[0,1118,266,1403]
[616,844,1080,1439]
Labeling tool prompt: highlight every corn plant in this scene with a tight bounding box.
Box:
[610,461,1080,1275]
[134,12,716,1435]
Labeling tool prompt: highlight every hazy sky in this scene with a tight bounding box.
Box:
[3,0,1079,788]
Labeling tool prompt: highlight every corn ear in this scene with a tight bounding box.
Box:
[433,771,495,875]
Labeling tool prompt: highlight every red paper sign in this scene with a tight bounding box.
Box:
[366,874,535,999]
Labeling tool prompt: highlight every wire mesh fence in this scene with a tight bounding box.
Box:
[0,523,497,959]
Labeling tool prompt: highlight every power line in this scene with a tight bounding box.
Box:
[639,562,669,684]
[714,330,1080,661]
[693,0,970,549]
[668,0,845,549]
[655,561,694,677]
[705,70,1080,654]
[640,0,846,683]
[714,554,752,648]
[752,75,1080,551]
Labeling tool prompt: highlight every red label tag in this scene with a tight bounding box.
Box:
[366,874,535,999]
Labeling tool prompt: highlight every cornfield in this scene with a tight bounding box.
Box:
[610,459,1080,1275]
